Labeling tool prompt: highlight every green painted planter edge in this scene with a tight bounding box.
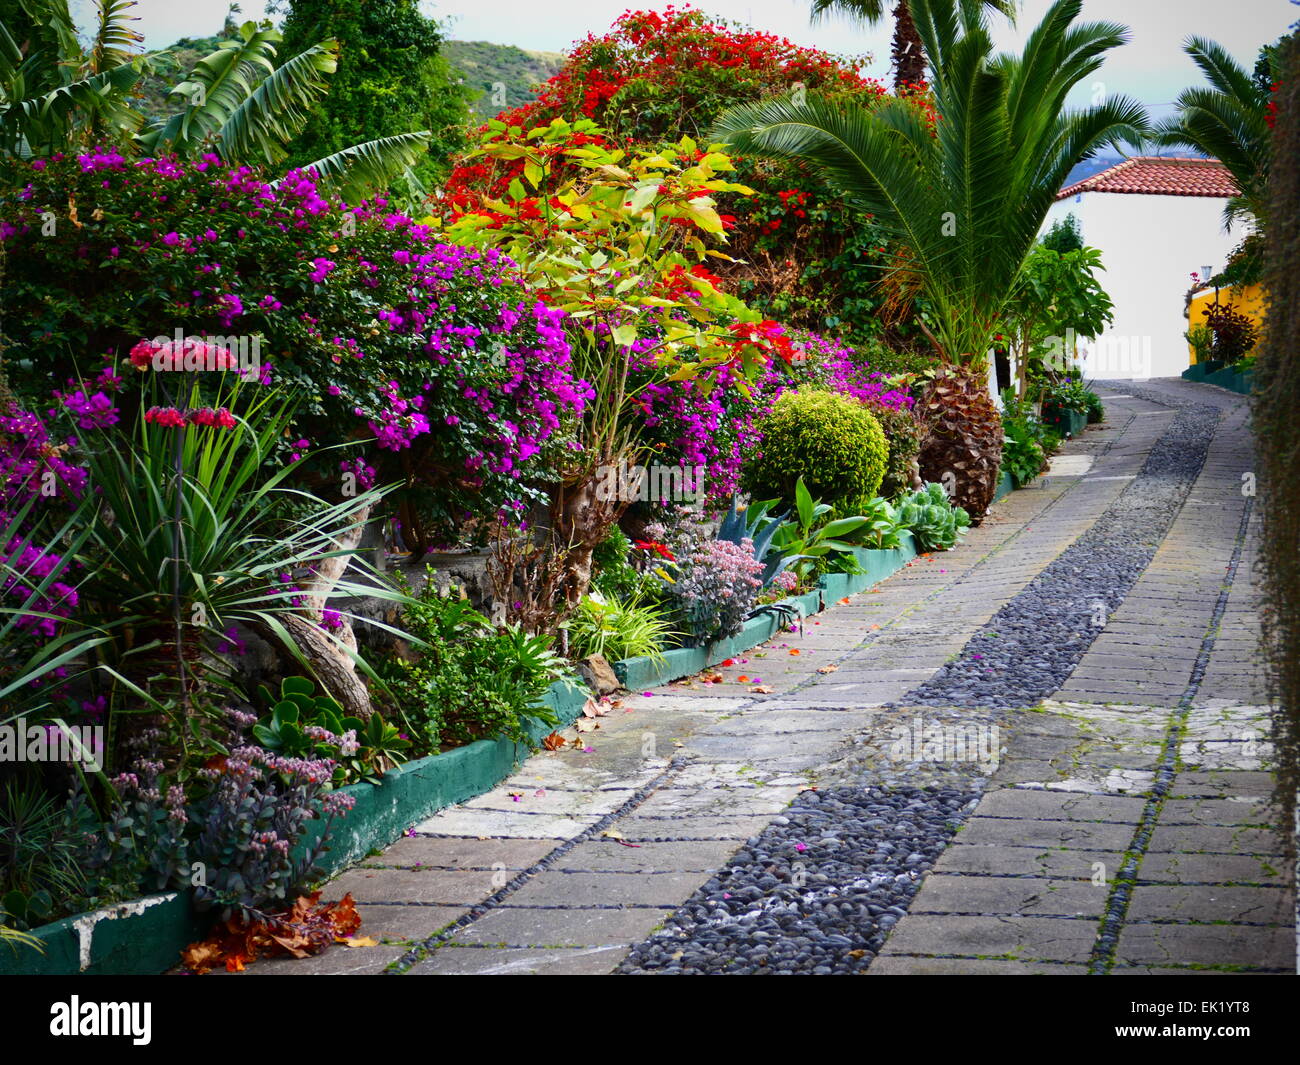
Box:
[615,534,918,691]
[0,891,205,976]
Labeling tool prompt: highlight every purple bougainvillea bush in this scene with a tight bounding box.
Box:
[636,329,916,505]
[0,149,592,543]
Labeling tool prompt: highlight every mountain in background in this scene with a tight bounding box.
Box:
[442,40,565,119]
[1063,152,1125,188]
[132,34,224,125]
[134,35,564,129]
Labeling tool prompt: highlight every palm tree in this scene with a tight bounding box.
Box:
[715,0,1147,519]
[0,2,428,201]
[0,0,151,156]
[810,0,1016,91]
[1155,37,1274,232]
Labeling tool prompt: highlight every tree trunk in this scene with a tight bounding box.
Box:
[552,463,628,609]
[250,502,376,720]
[893,2,927,91]
[917,369,1003,524]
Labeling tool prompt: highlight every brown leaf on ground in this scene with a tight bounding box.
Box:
[581,698,609,718]
[816,664,838,675]
[749,685,774,694]
[542,731,566,750]
[178,892,363,974]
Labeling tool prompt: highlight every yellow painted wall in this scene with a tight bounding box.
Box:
[1187,283,1267,363]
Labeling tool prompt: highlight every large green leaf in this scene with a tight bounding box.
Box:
[295,130,433,203]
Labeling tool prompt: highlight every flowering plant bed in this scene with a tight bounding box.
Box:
[0,677,590,976]
[616,537,916,691]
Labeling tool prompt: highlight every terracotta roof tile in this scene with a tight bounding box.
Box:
[1056,156,1238,200]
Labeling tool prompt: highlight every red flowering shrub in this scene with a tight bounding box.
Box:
[440,8,936,347]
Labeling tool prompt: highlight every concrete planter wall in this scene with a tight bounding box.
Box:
[0,891,204,977]
[1182,363,1254,396]
[1044,405,1088,438]
[0,528,951,974]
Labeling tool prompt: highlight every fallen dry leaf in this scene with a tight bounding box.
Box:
[816,664,838,675]
[339,936,379,948]
[542,731,566,751]
[749,685,774,694]
[581,698,609,718]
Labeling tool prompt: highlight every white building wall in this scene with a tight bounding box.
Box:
[1043,193,1240,379]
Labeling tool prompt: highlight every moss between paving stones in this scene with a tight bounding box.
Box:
[1,525,961,974]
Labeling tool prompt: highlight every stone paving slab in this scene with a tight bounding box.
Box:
[867,956,1085,975]
[451,906,675,947]
[908,874,1107,917]
[1126,884,1293,924]
[359,837,556,870]
[956,817,1139,850]
[552,840,741,873]
[507,871,710,908]
[327,867,503,905]
[406,944,627,975]
[1137,851,1288,886]
[1114,924,1294,970]
[879,914,1100,963]
[931,844,1122,880]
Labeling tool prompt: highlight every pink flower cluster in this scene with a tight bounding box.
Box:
[0,405,87,529]
[128,337,240,373]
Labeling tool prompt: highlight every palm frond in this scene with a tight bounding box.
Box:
[88,0,143,75]
[294,130,432,203]
[712,0,1148,367]
[214,38,339,166]
[138,21,282,155]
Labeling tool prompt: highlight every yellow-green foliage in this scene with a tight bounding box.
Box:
[744,389,888,508]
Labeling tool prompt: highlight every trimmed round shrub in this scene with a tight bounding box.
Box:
[743,389,888,508]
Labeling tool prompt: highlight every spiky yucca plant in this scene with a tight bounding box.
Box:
[714,0,1147,521]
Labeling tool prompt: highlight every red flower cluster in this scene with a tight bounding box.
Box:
[440,7,887,212]
[657,262,726,300]
[726,319,796,364]
[634,539,676,561]
[144,406,237,429]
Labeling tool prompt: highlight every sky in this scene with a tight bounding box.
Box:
[81,0,1298,120]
